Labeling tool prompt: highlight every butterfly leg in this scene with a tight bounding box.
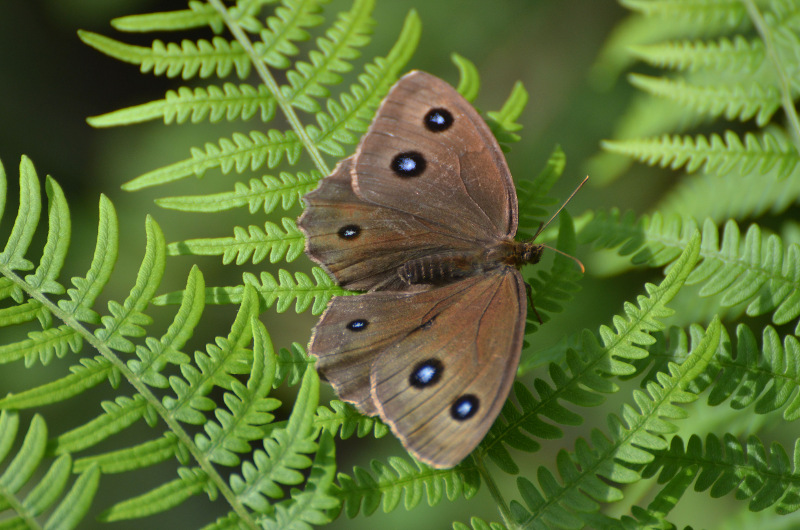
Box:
[525,282,543,324]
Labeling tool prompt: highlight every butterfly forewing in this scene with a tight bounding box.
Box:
[354,71,518,241]
[299,157,484,291]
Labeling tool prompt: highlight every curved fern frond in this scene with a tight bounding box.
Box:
[0,411,100,530]
[334,456,480,518]
[510,317,720,527]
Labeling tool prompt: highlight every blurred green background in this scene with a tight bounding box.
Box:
[0,1,699,528]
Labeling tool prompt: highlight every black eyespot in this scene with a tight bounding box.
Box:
[390,151,426,177]
[338,225,360,240]
[424,108,454,132]
[346,319,368,332]
[409,359,443,388]
[451,395,479,421]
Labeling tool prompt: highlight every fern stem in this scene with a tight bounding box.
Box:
[208,0,331,177]
[743,0,800,147]
[474,453,516,529]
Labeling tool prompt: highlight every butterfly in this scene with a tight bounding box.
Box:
[298,70,582,468]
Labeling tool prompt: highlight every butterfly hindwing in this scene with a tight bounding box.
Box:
[308,270,527,468]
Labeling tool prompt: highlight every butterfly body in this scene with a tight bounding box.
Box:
[299,71,542,468]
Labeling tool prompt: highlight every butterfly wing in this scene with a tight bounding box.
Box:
[308,270,527,467]
[353,70,518,242]
[298,157,483,291]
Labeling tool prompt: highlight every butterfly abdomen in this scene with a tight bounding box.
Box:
[398,252,495,285]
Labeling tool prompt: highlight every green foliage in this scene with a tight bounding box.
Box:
[2,0,800,529]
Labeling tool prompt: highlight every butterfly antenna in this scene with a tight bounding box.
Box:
[531,175,589,241]
[540,244,585,274]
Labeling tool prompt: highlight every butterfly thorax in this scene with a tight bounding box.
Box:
[397,239,543,286]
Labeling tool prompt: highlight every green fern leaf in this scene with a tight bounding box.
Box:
[275,342,314,387]
[95,216,165,352]
[229,367,319,510]
[451,53,481,102]
[99,466,214,522]
[452,516,507,530]
[0,411,99,529]
[156,170,320,214]
[513,317,720,526]
[262,431,338,529]
[601,129,798,179]
[282,0,375,113]
[629,35,765,73]
[314,400,389,440]
[122,129,302,190]
[167,217,304,265]
[629,73,781,125]
[78,31,251,80]
[72,432,183,474]
[334,456,480,517]
[88,83,277,127]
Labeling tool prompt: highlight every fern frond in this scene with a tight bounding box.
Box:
[698,323,800,419]
[314,400,389,440]
[244,267,349,314]
[111,0,276,33]
[629,35,765,73]
[511,317,720,527]
[334,456,480,518]
[78,31,251,80]
[514,146,565,238]
[156,170,320,214]
[94,216,164,352]
[255,0,329,69]
[192,319,281,467]
[122,129,303,190]
[643,433,800,515]
[0,411,100,529]
[482,237,701,473]
[282,0,375,113]
[452,516,506,530]
[229,367,319,511]
[262,431,338,529]
[304,10,420,156]
[275,342,314,387]
[88,83,277,127]
[167,217,304,265]
[620,0,750,26]
[601,129,798,179]
[629,73,781,125]
[72,432,184,474]
[655,141,800,221]
[580,211,800,331]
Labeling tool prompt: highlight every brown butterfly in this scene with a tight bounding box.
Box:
[298,70,582,468]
